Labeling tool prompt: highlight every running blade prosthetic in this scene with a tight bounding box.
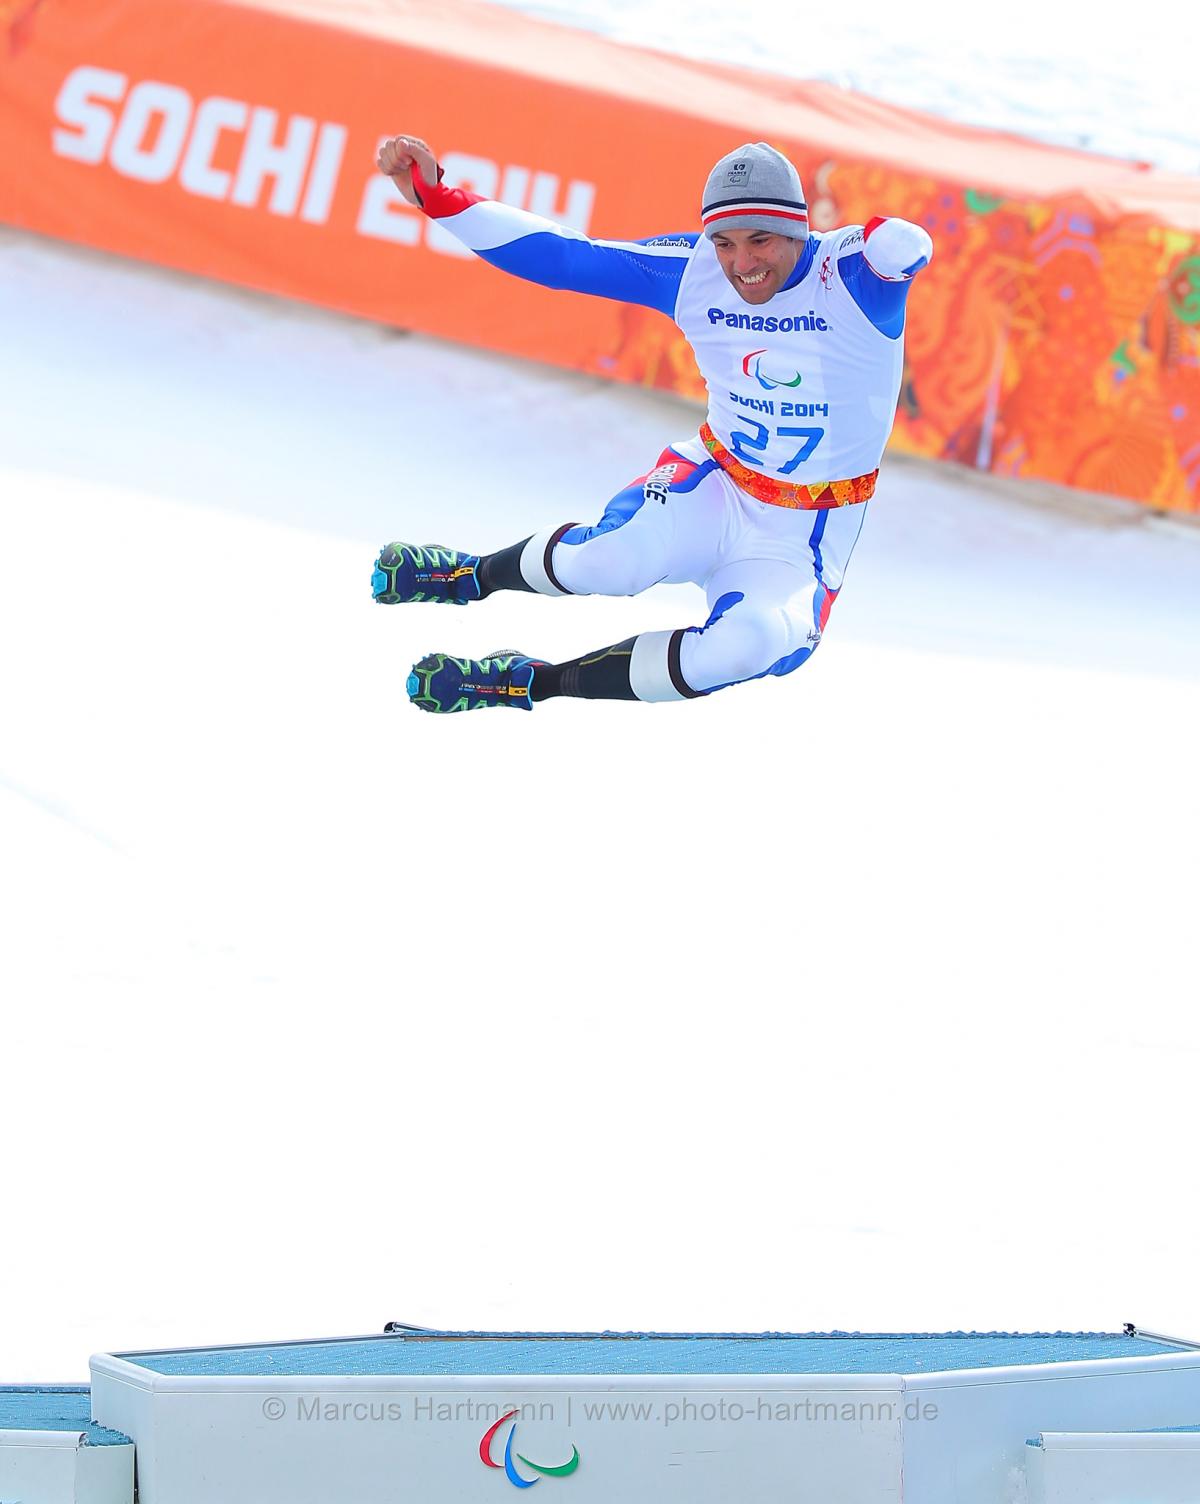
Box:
[406,651,542,713]
[372,543,480,605]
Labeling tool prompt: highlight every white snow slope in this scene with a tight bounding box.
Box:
[1,227,1198,1379]
[497,0,1199,173]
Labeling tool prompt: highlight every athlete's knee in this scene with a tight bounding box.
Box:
[681,603,792,691]
[517,520,657,598]
[521,481,669,598]
[553,496,667,597]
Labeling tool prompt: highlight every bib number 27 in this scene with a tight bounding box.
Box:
[730,421,824,473]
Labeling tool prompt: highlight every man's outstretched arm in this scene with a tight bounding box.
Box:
[377,134,695,318]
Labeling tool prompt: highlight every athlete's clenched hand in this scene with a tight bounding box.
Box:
[377,135,439,206]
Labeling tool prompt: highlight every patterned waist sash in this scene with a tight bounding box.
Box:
[700,423,877,510]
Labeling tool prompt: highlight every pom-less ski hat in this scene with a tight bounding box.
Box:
[701,143,808,241]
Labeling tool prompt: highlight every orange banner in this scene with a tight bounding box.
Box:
[2,0,1198,512]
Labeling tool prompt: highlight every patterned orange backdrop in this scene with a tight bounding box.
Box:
[3,0,1197,514]
[607,154,1200,513]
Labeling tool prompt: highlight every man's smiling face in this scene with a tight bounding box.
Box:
[711,228,802,304]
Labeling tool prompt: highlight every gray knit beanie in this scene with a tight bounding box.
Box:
[701,143,808,241]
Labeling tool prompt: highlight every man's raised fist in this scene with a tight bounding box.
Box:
[377,134,439,206]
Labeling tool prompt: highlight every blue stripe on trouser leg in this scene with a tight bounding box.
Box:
[701,590,745,627]
[808,508,828,585]
[549,458,724,598]
[559,484,648,548]
[677,560,825,696]
[553,483,666,596]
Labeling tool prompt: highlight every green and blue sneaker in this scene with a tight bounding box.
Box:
[406,650,542,714]
[372,543,480,605]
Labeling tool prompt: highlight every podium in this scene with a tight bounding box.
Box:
[8,1328,1200,1503]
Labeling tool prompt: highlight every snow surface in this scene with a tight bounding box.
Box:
[1,226,1198,1381]
[496,0,1200,173]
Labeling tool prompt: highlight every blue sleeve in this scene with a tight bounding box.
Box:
[476,232,698,318]
[839,254,915,339]
[414,170,698,317]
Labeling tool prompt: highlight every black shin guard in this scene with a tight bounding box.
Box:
[476,537,536,598]
[531,639,639,702]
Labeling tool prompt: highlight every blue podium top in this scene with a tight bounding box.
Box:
[120,1330,1193,1379]
[0,1387,130,1445]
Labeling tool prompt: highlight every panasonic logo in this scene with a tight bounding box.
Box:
[707,309,830,332]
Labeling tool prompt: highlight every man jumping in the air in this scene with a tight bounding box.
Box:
[372,133,932,712]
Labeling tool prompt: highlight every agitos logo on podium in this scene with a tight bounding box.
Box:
[479,1411,581,1489]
